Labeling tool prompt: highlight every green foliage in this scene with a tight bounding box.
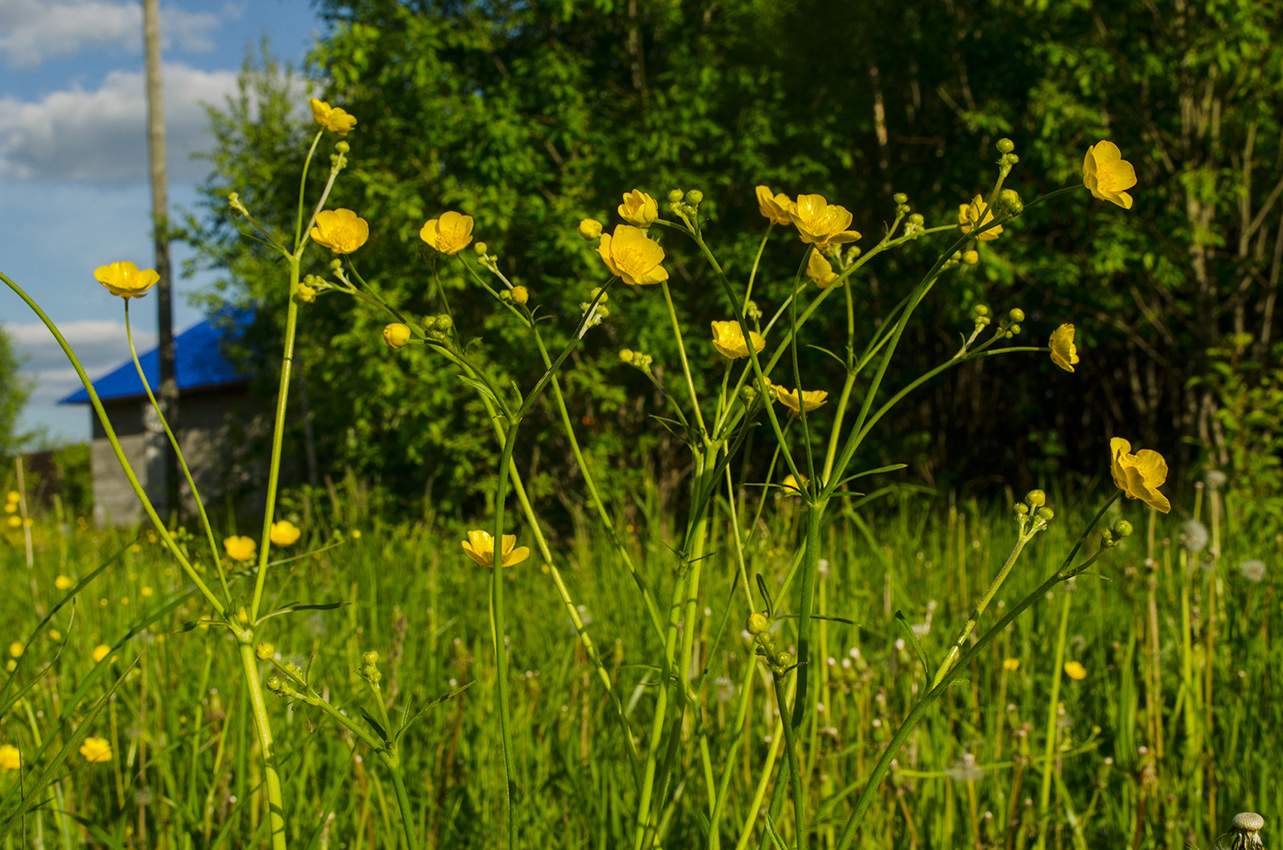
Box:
[190,0,1283,507]
[0,326,31,458]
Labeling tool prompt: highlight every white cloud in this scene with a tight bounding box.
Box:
[0,63,239,182]
[6,319,155,414]
[0,1,225,68]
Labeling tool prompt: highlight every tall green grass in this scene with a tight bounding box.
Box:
[0,480,1274,849]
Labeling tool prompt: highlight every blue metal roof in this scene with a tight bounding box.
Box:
[60,308,255,405]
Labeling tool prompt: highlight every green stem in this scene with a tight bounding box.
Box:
[1034,579,1074,850]
[791,502,824,732]
[491,423,521,850]
[774,671,806,850]
[384,758,419,850]
[237,643,288,850]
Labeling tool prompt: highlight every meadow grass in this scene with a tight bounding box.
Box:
[1,479,1276,849]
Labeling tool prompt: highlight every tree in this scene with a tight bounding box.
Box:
[0,326,32,458]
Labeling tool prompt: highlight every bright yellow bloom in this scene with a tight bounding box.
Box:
[270,520,301,547]
[382,323,411,350]
[781,474,807,497]
[710,321,765,360]
[0,744,20,771]
[958,195,1002,242]
[461,530,530,568]
[596,225,669,287]
[6,516,20,528]
[618,190,658,228]
[775,386,829,413]
[1063,661,1087,680]
[1110,437,1171,514]
[223,535,257,562]
[578,218,603,240]
[419,211,474,255]
[48,630,61,641]
[8,642,22,659]
[1049,324,1079,373]
[310,209,369,254]
[92,644,111,663]
[788,194,861,250]
[806,251,839,289]
[4,491,16,503]
[94,261,159,299]
[54,575,73,590]
[79,736,112,764]
[1002,658,1020,672]
[1083,140,1136,210]
[308,98,357,134]
[141,586,152,597]
[3,504,14,513]
[755,186,793,226]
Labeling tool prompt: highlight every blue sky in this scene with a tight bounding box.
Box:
[0,0,324,444]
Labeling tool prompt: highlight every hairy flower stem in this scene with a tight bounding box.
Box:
[384,758,419,850]
[491,424,521,850]
[790,503,824,735]
[238,643,288,850]
[774,671,807,850]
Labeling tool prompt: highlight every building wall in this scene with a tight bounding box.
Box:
[89,384,264,527]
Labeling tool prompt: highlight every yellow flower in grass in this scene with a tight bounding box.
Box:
[270,521,301,547]
[8,642,21,658]
[781,474,808,497]
[310,209,369,254]
[4,491,16,503]
[6,516,20,528]
[618,190,658,228]
[308,98,357,134]
[79,737,112,764]
[710,321,765,360]
[1063,661,1087,680]
[92,644,111,663]
[94,261,159,299]
[1083,140,1137,210]
[0,744,20,771]
[806,250,840,289]
[419,211,474,255]
[789,194,861,250]
[755,185,793,226]
[597,225,669,287]
[958,195,1002,242]
[1003,658,1020,672]
[223,535,257,562]
[54,575,73,590]
[775,386,829,413]
[1110,437,1171,514]
[461,530,530,568]
[1049,324,1079,373]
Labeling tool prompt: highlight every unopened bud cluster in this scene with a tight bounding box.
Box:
[666,188,704,220]
[580,287,611,331]
[422,314,453,342]
[360,650,382,686]
[746,611,791,674]
[996,307,1025,339]
[1015,489,1054,535]
[619,348,654,373]
[1100,519,1134,548]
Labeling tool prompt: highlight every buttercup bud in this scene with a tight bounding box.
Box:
[667,189,684,203]
[1025,490,1046,508]
[578,219,603,240]
[382,323,411,350]
[296,281,317,303]
[685,189,704,206]
[893,192,908,205]
[363,650,379,665]
[996,188,1024,217]
[775,652,792,669]
[1009,308,1025,323]
[962,250,979,265]
[1008,324,1022,336]
[996,138,1015,154]
[1113,520,1134,538]
[511,285,529,305]
[1035,506,1055,521]
[436,315,453,332]
[619,348,635,364]
[1014,502,1029,516]
[336,141,350,155]
[748,612,770,635]
[473,241,488,256]
[256,642,275,661]
[908,213,925,227]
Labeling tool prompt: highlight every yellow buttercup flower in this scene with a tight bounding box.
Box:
[0,744,20,771]
[382,323,411,350]
[781,474,807,497]
[1063,661,1087,680]
[6,516,20,528]
[1110,437,1171,513]
[710,321,765,360]
[461,530,530,568]
[92,644,111,663]
[308,98,357,134]
[1049,324,1079,373]
[54,575,73,590]
[618,190,658,228]
[94,261,159,299]
[958,195,1002,242]
[8,642,22,659]
[419,211,474,255]
[806,250,839,289]
[775,386,829,413]
[270,520,301,547]
[5,491,18,502]
[1083,140,1136,210]
[596,225,669,287]
[223,535,257,562]
[310,209,369,254]
[1002,658,1020,672]
[79,736,112,764]
[755,186,793,226]
[789,194,860,250]
[578,218,603,240]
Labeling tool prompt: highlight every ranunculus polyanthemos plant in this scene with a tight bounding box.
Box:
[0,99,1168,850]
